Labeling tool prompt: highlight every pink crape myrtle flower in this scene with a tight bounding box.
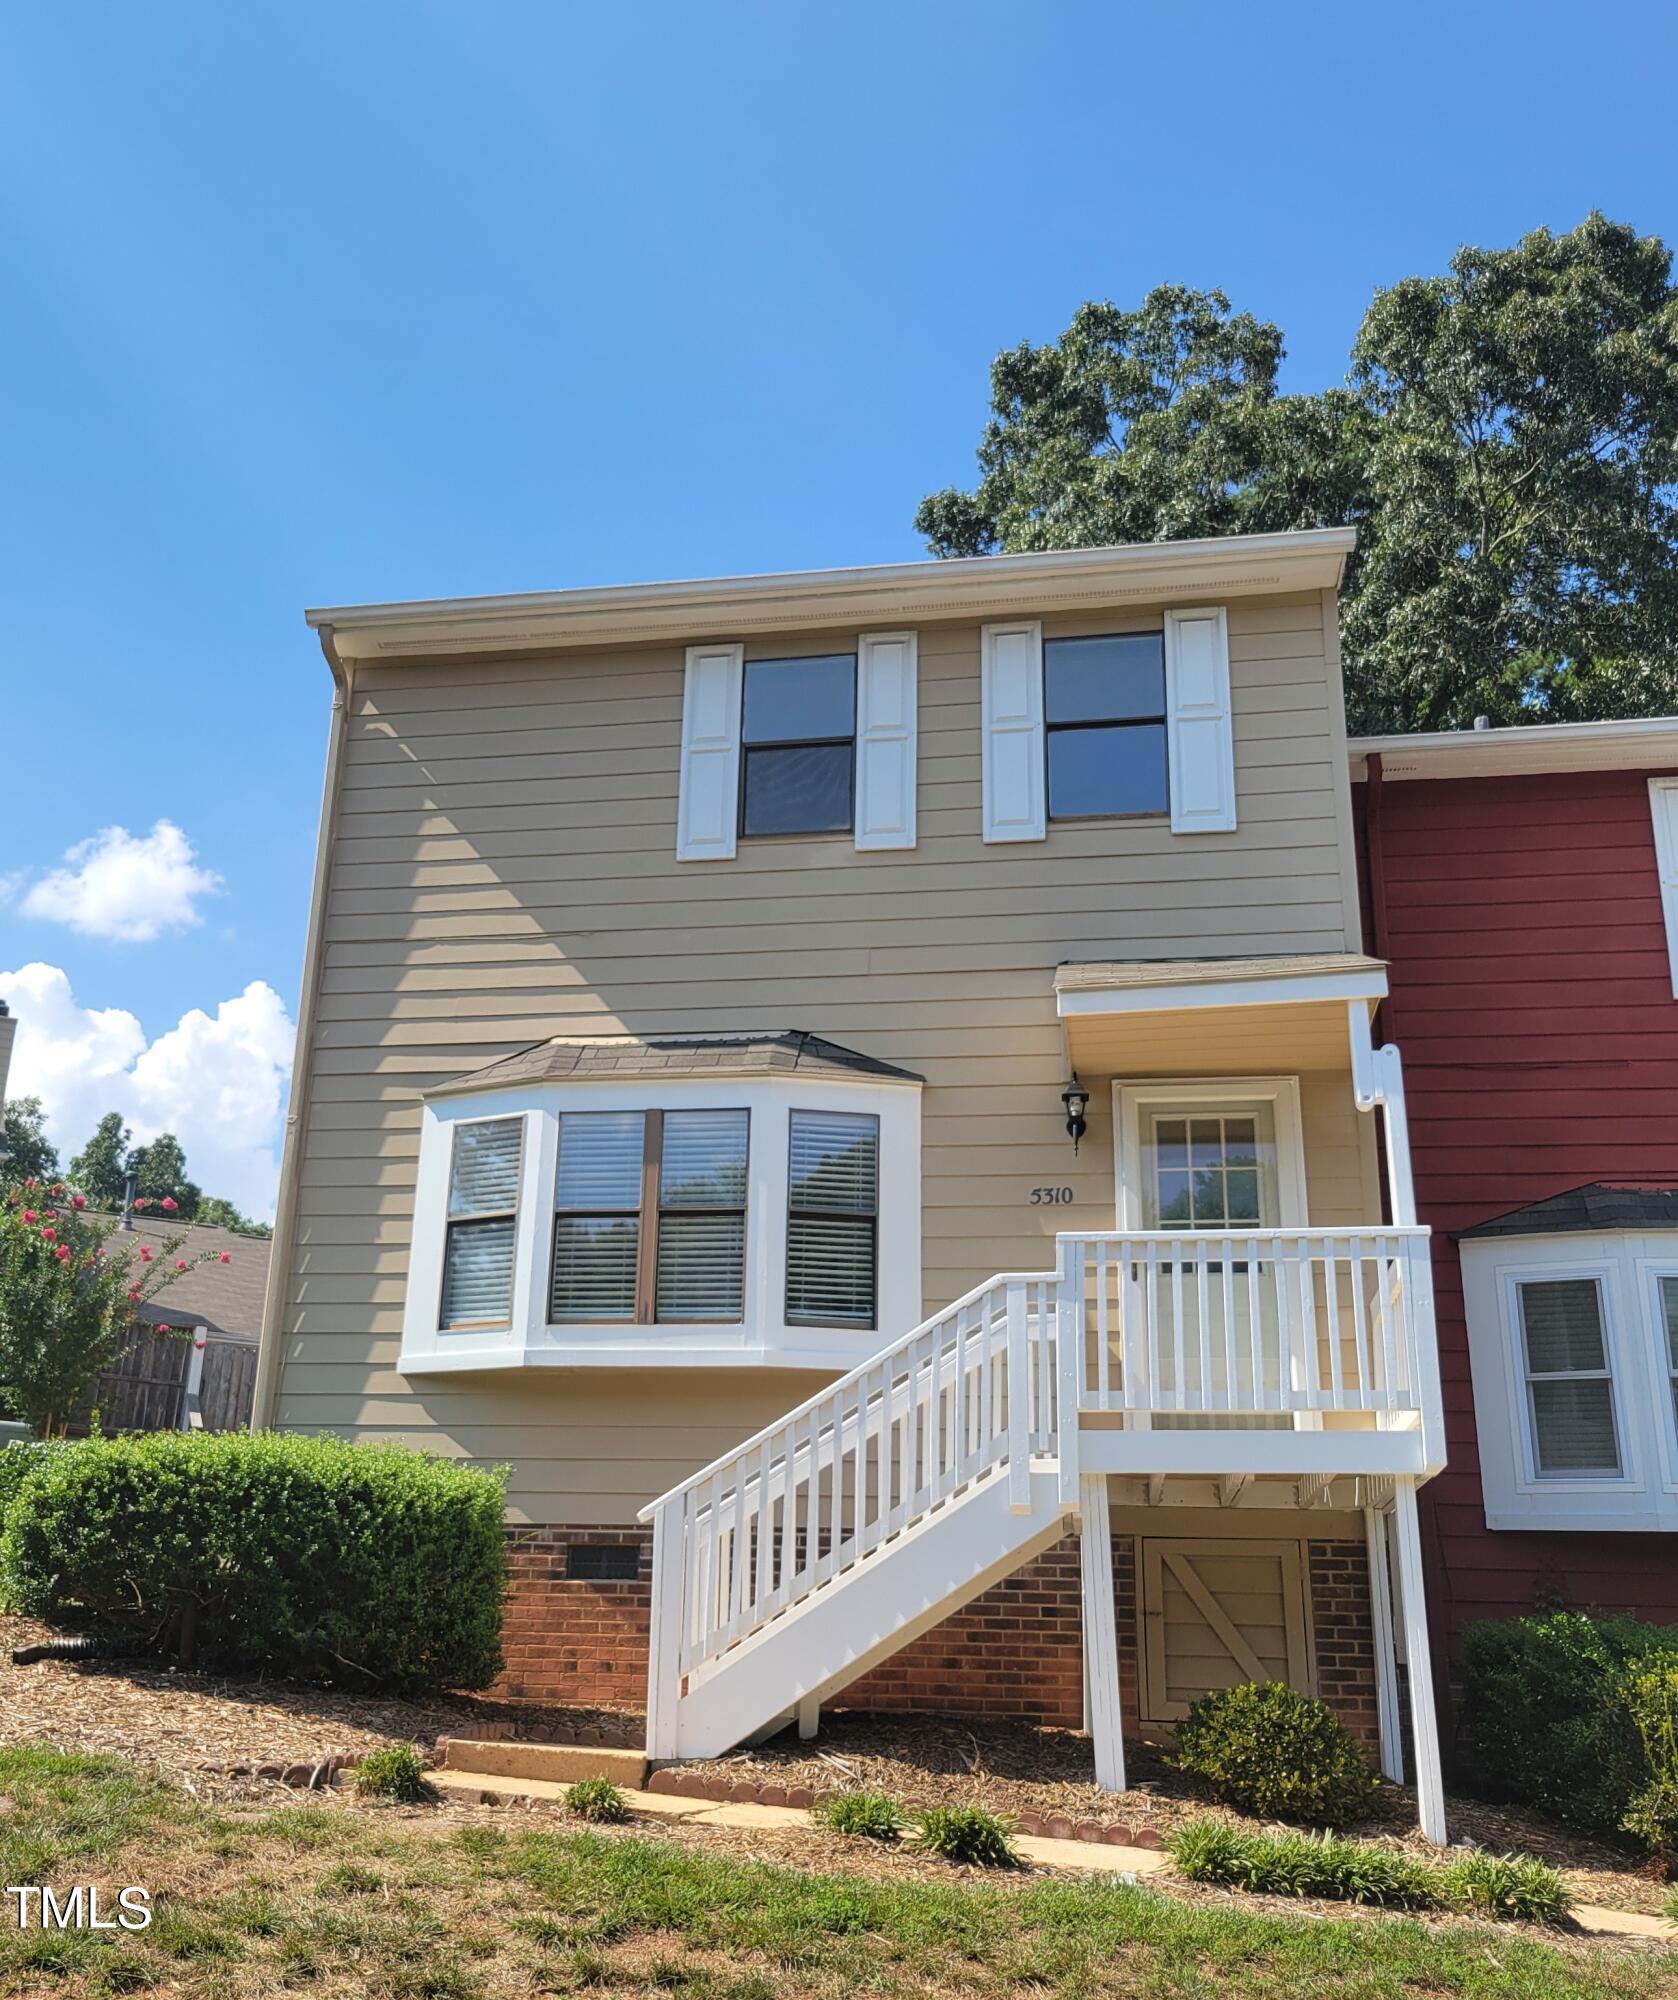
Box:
[40,1226,55,1241]
[53,1245,70,1263]
[175,1258,188,1271]
[71,1194,87,1210]
[161,1197,178,1212]
[21,1210,36,1225]
[138,1245,153,1263]
[219,1252,231,1264]
[157,1324,172,1335]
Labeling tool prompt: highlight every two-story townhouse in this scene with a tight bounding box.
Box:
[1350,719,1678,1745]
[255,528,1450,1838]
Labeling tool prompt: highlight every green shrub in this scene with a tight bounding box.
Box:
[1439,1849,1572,1926]
[1621,1657,1678,1865]
[353,1746,431,1802]
[812,1790,908,1842]
[0,1438,67,1521]
[913,1805,1019,1868]
[1166,1819,1434,1908]
[0,1432,507,1693]
[1166,1818,1569,1922]
[563,1778,629,1824]
[1459,1611,1678,1835]
[1173,1681,1378,1826]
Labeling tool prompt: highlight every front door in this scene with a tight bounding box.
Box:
[1137,1536,1313,1725]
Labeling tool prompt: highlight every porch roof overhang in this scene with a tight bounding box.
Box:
[1054,953,1388,1075]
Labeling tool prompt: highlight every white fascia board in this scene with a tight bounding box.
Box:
[400,1341,875,1375]
[1077,1429,1427,1479]
[309,529,1357,663]
[1056,967,1388,1019]
[1350,715,1678,781]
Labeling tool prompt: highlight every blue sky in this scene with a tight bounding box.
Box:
[1,0,1674,1213]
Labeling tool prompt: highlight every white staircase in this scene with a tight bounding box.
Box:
[640,1270,1072,1760]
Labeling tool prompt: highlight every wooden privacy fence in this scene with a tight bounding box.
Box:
[80,1325,259,1434]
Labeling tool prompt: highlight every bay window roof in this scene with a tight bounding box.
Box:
[425,1032,922,1098]
[1457,1184,1678,1240]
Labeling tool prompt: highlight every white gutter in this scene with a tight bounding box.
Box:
[1350,714,1678,779]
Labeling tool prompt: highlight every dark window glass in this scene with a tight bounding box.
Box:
[1043,632,1168,819]
[740,655,855,836]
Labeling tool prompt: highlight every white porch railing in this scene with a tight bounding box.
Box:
[641,1224,1438,1754]
[1062,1229,1434,1423]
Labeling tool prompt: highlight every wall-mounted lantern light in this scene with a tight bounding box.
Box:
[1061,1076,1089,1155]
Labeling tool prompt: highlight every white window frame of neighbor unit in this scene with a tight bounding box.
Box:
[399,1074,921,1373]
[1460,1230,1678,1532]
[981,607,1236,843]
[676,633,918,860]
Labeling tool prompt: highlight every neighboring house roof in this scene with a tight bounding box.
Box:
[97,1215,272,1339]
[1349,715,1678,781]
[427,1032,925,1098]
[305,528,1357,665]
[1054,952,1386,995]
[1456,1183,1678,1241]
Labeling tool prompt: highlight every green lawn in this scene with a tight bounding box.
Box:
[0,1746,1668,1999]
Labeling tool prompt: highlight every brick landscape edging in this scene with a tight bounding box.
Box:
[641,1767,1164,1847]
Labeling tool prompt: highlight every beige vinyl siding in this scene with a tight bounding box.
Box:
[274,589,1369,1521]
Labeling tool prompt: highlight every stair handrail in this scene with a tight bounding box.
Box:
[635,1264,1058,1525]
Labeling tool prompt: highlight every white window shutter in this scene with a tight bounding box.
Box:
[676,642,743,861]
[1164,606,1236,834]
[980,620,1046,843]
[1650,780,1678,995]
[855,630,918,850]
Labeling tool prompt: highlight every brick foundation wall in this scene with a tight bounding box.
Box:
[498,1524,654,1706]
[496,1521,1379,1744]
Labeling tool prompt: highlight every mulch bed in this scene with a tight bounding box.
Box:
[668,1710,1678,1919]
[2,1615,1670,1920]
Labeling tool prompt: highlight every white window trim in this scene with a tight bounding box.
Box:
[401,1074,921,1374]
[1111,1077,1308,1231]
[1648,777,1678,995]
[1461,1231,1678,1531]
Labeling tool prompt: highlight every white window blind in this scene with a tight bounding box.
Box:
[440,1117,523,1329]
[655,1110,748,1321]
[551,1112,645,1322]
[786,1109,878,1327]
[1518,1278,1621,1476]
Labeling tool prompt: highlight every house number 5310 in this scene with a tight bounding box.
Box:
[1029,1186,1074,1205]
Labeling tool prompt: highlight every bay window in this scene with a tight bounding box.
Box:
[550,1109,749,1324]
[786,1109,878,1327]
[1515,1278,1621,1476]
[440,1116,523,1330]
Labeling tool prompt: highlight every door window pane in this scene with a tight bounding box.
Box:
[1145,1105,1277,1229]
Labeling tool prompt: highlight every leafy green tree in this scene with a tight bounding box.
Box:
[68,1113,130,1210]
[193,1196,271,1238]
[132,1133,200,1221]
[917,217,1678,732]
[1,1099,60,1184]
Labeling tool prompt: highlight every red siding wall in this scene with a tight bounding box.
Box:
[1357,765,1678,1700]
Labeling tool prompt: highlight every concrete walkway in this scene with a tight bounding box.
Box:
[427,1767,1677,1940]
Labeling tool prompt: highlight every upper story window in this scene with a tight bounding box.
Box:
[741,655,856,837]
[1515,1277,1622,1477]
[1044,632,1168,820]
[550,1109,749,1324]
[440,1117,524,1330]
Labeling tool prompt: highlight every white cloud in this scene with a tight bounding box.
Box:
[19,821,222,942]
[0,963,294,1219]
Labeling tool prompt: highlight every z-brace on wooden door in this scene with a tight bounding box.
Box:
[1138,1538,1313,1725]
